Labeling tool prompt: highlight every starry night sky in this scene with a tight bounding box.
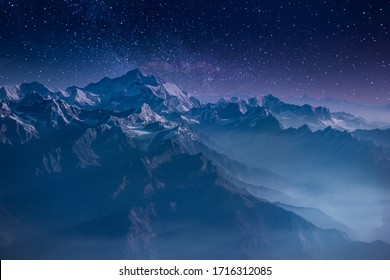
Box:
[0,0,389,102]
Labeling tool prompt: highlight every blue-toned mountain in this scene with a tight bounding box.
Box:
[1,70,389,259]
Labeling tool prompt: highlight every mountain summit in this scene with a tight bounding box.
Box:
[79,69,194,113]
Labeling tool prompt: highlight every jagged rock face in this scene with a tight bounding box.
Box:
[1,70,390,259]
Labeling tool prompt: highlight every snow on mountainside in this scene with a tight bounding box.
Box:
[64,87,101,106]
[0,100,39,144]
[0,113,38,144]
[0,85,21,101]
[13,94,81,129]
[161,82,193,112]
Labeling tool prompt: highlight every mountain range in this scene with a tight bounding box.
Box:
[1,69,390,259]
[284,94,390,127]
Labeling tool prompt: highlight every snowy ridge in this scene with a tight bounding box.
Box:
[194,94,373,131]
[0,85,21,101]
[0,102,12,118]
[135,104,166,124]
[64,87,101,107]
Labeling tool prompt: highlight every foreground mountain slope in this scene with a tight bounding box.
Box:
[1,121,383,259]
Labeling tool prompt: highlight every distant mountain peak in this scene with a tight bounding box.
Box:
[124,67,145,78]
[83,68,153,95]
[261,93,284,105]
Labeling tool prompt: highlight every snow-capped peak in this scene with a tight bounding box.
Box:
[136,103,165,124]
[0,102,12,117]
[161,82,193,112]
[65,87,101,106]
[0,85,21,101]
[163,82,186,98]
[114,104,171,131]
